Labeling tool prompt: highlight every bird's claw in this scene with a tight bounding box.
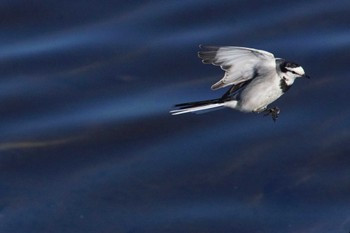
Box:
[263,107,280,122]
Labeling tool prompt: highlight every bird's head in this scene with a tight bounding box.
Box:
[280,61,310,80]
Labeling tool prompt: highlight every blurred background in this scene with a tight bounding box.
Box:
[1,0,350,232]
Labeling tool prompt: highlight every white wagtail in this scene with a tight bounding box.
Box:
[170,45,310,121]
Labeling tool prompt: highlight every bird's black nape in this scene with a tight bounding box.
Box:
[280,61,300,73]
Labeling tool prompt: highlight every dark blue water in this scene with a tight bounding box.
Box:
[1,1,350,232]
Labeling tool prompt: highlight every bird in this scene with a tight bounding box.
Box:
[170,45,310,121]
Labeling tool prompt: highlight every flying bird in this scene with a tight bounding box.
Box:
[170,45,310,121]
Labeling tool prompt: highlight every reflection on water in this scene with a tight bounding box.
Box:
[1,1,350,233]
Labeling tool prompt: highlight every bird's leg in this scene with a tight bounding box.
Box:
[263,107,280,122]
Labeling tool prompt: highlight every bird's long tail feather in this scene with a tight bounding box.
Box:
[170,99,225,115]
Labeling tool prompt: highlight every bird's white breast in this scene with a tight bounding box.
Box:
[236,74,283,112]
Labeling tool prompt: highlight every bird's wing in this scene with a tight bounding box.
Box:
[198,45,276,90]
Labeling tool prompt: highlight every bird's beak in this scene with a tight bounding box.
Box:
[302,74,310,79]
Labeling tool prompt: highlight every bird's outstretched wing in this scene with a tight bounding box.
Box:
[198,45,276,90]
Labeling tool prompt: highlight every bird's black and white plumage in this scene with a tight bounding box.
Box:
[170,45,309,121]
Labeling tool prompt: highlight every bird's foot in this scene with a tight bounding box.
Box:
[263,107,280,122]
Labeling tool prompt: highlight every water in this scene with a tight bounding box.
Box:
[1,1,350,232]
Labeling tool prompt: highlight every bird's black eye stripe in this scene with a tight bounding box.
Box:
[280,61,300,73]
[285,69,299,75]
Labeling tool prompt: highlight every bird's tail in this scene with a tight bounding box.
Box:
[170,98,226,115]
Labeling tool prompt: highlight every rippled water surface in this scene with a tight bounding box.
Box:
[1,1,350,232]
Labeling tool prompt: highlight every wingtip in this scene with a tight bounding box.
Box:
[211,80,225,90]
[199,44,212,49]
[199,44,215,50]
